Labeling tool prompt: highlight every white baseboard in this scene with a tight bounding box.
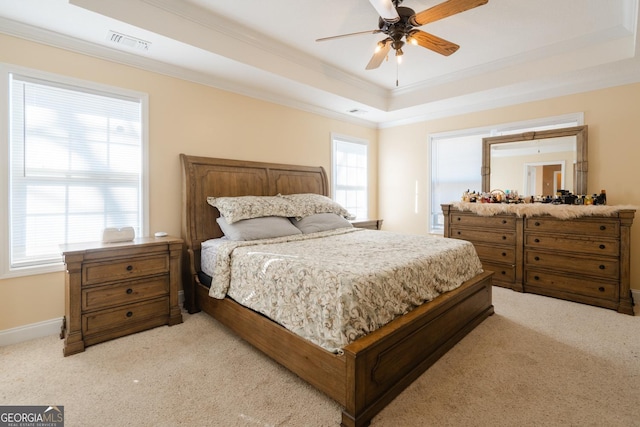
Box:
[0,290,186,347]
[632,289,640,315]
[0,317,63,347]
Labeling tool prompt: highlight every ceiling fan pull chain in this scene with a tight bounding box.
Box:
[396,60,399,87]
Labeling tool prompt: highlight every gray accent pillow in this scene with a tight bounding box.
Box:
[290,213,354,234]
[216,216,301,241]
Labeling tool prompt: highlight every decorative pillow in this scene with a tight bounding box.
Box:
[216,216,301,241]
[207,195,298,224]
[280,193,354,219]
[290,213,353,234]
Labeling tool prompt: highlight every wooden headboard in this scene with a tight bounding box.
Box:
[179,154,329,310]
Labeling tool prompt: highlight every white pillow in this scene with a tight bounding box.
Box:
[216,216,301,241]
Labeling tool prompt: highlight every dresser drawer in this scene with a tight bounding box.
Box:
[525,234,619,256]
[525,270,618,301]
[451,227,516,245]
[474,243,516,264]
[481,261,516,283]
[82,297,169,336]
[83,254,169,286]
[525,250,619,280]
[525,217,619,237]
[450,213,515,229]
[82,275,169,311]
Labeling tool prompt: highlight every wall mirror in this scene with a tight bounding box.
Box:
[482,125,588,197]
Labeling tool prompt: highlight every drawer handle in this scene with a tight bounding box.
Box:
[501,235,507,240]
[534,256,540,261]
[126,288,133,294]
[457,231,462,235]
[502,252,507,257]
[600,225,606,231]
[534,275,540,280]
[126,311,133,318]
[599,265,606,270]
[456,217,461,221]
[534,238,540,243]
[534,221,541,226]
[598,287,605,292]
[126,265,133,271]
[599,244,606,250]
[501,271,506,275]
[502,220,507,224]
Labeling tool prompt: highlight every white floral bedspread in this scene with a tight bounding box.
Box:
[201,228,483,353]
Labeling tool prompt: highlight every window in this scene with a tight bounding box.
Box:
[429,114,583,233]
[430,132,484,232]
[331,134,368,220]
[1,65,148,277]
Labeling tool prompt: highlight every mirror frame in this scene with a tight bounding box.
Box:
[482,125,588,195]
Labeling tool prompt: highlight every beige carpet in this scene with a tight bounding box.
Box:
[1,287,639,427]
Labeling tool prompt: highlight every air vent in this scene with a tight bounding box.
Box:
[348,109,368,115]
[107,31,151,51]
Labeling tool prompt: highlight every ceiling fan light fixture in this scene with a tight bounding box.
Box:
[396,48,404,63]
[407,31,419,45]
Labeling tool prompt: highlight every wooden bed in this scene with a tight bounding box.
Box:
[180,154,494,427]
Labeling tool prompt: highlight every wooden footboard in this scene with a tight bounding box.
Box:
[194,270,493,427]
[341,270,493,427]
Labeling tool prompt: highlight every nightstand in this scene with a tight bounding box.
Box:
[60,236,184,356]
[350,219,383,230]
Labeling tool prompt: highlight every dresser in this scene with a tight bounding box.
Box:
[441,207,523,291]
[442,204,635,314]
[60,236,184,356]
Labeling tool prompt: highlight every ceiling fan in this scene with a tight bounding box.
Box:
[316,0,488,70]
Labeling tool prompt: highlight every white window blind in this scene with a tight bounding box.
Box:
[430,134,484,231]
[332,136,368,220]
[8,73,145,270]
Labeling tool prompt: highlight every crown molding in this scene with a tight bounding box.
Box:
[0,17,378,128]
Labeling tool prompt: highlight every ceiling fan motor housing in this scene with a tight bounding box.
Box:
[379,6,415,43]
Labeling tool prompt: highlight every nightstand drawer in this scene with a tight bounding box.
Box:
[83,254,169,286]
[82,297,169,336]
[82,276,169,311]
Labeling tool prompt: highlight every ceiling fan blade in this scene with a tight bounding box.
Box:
[316,29,381,42]
[365,41,392,70]
[411,0,488,26]
[409,30,459,56]
[368,0,400,22]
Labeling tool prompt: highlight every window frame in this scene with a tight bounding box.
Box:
[0,63,149,278]
[428,113,584,234]
[330,133,369,220]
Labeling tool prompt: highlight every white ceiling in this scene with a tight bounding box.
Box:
[0,0,639,127]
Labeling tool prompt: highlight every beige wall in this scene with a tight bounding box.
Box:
[3,31,640,332]
[0,34,378,331]
[379,83,640,291]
